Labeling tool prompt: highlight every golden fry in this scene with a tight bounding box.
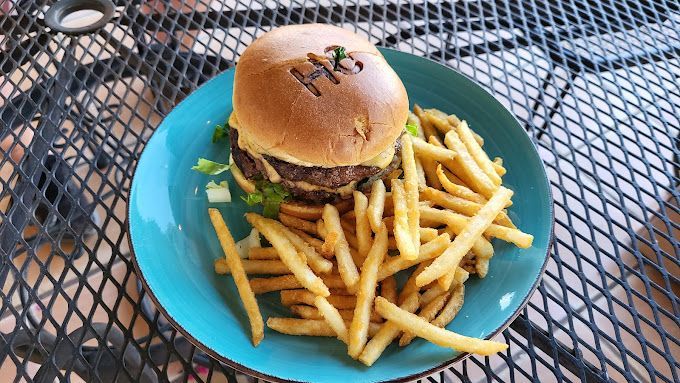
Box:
[398,261,431,304]
[411,136,457,162]
[374,297,508,355]
[248,247,279,260]
[215,258,290,275]
[279,202,324,220]
[246,213,329,296]
[380,275,398,305]
[391,180,417,260]
[250,275,301,294]
[401,135,421,253]
[416,187,513,289]
[431,284,465,328]
[420,207,494,259]
[367,180,387,233]
[413,104,438,139]
[321,231,339,257]
[399,291,450,346]
[421,186,513,226]
[267,318,380,338]
[314,296,349,343]
[271,220,333,274]
[457,121,501,186]
[208,209,263,346]
[420,206,532,248]
[279,213,318,235]
[280,289,357,309]
[348,224,388,358]
[357,293,420,366]
[353,191,373,258]
[377,234,451,281]
[290,305,383,322]
[444,130,497,198]
[323,204,360,293]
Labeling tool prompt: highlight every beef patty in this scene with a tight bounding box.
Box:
[230,128,401,203]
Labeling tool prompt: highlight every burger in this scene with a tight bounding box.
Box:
[229,24,409,205]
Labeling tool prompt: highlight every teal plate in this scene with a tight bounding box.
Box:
[128,48,553,383]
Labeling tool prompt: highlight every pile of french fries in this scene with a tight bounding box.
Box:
[209,106,534,366]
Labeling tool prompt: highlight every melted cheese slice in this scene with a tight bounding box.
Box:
[229,112,396,169]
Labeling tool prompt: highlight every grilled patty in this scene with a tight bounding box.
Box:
[230,128,401,203]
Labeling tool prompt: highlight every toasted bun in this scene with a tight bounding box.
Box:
[233,24,408,167]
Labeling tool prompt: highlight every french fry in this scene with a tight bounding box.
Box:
[314,296,349,343]
[457,121,501,186]
[280,290,357,309]
[214,258,229,274]
[398,261,431,304]
[248,247,279,260]
[420,207,494,260]
[321,231,339,257]
[357,293,420,366]
[279,202,324,220]
[374,297,508,355]
[411,137,457,162]
[416,187,513,289]
[391,180,417,260]
[421,156,443,190]
[407,113,429,187]
[401,135,421,253]
[476,258,490,278]
[377,234,451,281]
[267,318,380,338]
[340,217,356,234]
[419,227,439,242]
[279,213,318,235]
[353,191,372,258]
[323,204,360,293]
[420,206,532,248]
[367,180,386,233]
[269,220,334,274]
[380,275,398,304]
[419,284,448,305]
[215,258,291,275]
[279,199,353,220]
[246,213,329,296]
[288,229,322,252]
[208,209,264,346]
[348,224,388,358]
[444,130,497,198]
[329,288,354,296]
[492,157,506,176]
[249,275,301,294]
[321,274,349,289]
[249,274,353,294]
[399,291,450,346]
[447,114,462,130]
[386,168,402,183]
[431,284,465,328]
[421,186,513,226]
[424,110,452,135]
[413,104,438,139]
[290,305,383,322]
[334,199,355,215]
[230,159,256,194]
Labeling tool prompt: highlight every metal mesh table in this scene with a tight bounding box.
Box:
[0,0,678,382]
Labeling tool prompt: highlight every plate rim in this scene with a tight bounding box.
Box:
[127,47,555,383]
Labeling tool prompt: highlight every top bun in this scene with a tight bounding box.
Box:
[233,24,409,167]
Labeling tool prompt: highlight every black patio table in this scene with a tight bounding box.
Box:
[0,1,678,382]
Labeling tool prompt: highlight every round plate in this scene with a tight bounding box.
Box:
[128,48,553,383]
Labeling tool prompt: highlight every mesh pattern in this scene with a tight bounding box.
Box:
[0,0,678,382]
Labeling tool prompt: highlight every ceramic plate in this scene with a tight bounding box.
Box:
[129,48,553,383]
